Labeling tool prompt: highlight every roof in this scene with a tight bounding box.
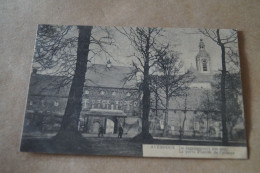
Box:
[85,64,137,88]
[192,72,214,83]
[28,74,70,96]
[151,81,214,111]
[167,88,208,110]
[82,109,127,117]
[196,39,210,60]
[28,64,138,96]
[187,64,214,83]
[196,49,210,60]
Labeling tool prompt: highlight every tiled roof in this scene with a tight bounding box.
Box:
[85,64,137,88]
[167,88,208,110]
[28,74,70,96]
[82,109,127,117]
[28,64,138,96]
[196,49,210,60]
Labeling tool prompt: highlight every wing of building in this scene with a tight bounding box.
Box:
[23,62,142,136]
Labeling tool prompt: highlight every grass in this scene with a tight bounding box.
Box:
[20,135,246,157]
[20,137,143,157]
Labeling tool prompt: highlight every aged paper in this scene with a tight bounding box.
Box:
[20,25,247,159]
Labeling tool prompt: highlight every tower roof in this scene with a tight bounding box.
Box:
[199,38,205,49]
[196,39,210,60]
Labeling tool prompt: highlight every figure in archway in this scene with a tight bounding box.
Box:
[118,125,123,138]
[98,125,104,137]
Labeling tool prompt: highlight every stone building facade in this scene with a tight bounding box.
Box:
[23,63,142,137]
[149,39,222,138]
[79,63,141,135]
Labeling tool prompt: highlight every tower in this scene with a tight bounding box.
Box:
[106,59,112,68]
[196,39,211,73]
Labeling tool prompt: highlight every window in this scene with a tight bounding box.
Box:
[126,101,130,110]
[54,101,59,107]
[202,59,207,71]
[115,101,119,109]
[29,101,33,106]
[107,100,110,109]
[126,92,131,97]
[84,90,89,95]
[100,90,105,95]
[97,100,101,108]
[41,100,45,106]
[83,99,89,108]
[112,91,116,96]
[102,100,106,109]
[194,122,200,131]
[91,100,95,109]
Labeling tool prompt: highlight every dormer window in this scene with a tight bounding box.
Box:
[126,92,131,97]
[100,90,105,95]
[54,101,59,107]
[202,59,207,71]
[84,90,89,95]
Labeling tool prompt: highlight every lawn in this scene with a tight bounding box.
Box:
[20,136,246,157]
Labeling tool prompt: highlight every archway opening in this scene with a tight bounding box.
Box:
[106,119,115,134]
[92,121,100,133]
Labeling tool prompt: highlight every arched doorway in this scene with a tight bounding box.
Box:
[92,121,100,133]
[106,119,114,134]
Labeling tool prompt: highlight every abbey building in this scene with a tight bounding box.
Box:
[23,39,227,139]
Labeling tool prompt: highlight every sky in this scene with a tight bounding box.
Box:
[89,27,238,73]
[34,26,239,75]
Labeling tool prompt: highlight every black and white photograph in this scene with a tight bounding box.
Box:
[20,25,247,158]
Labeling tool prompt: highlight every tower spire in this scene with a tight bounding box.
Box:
[106,59,112,68]
[196,39,210,73]
[199,39,205,50]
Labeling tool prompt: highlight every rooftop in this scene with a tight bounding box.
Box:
[28,64,138,96]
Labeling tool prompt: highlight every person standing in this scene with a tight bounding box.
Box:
[118,125,123,138]
[98,125,104,137]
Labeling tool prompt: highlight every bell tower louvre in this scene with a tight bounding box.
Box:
[196,39,211,73]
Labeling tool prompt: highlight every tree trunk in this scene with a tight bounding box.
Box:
[181,95,187,138]
[133,66,153,141]
[163,95,169,136]
[206,112,209,138]
[141,62,151,136]
[56,26,93,139]
[132,30,153,141]
[229,125,234,140]
[220,43,228,145]
[216,29,228,145]
[182,112,187,136]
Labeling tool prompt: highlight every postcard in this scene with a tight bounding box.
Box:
[20,25,247,159]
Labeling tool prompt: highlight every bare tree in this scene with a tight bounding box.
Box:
[180,94,188,140]
[199,29,238,145]
[34,25,114,140]
[212,72,243,140]
[199,90,216,138]
[116,27,170,140]
[153,53,194,136]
